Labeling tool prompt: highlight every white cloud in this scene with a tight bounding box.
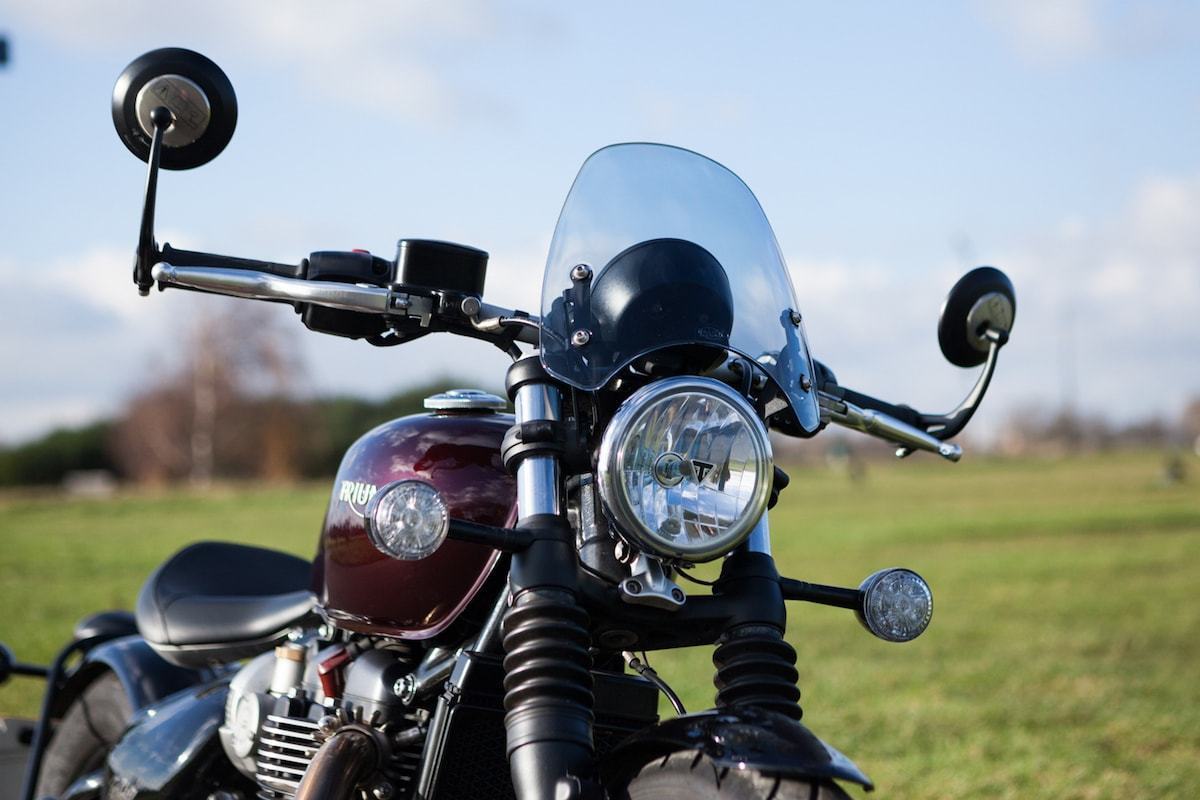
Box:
[979,0,1200,63]
[0,232,546,443]
[981,0,1101,61]
[0,243,252,442]
[1,0,551,124]
[786,171,1200,442]
[3,153,1196,447]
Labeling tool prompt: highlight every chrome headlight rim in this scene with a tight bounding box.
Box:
[597,376,774,562]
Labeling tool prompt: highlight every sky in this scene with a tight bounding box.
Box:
[1,1,1198,446]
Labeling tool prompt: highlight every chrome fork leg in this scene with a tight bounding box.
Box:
[503,358,594,800]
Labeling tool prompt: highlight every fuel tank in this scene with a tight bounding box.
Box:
[316,392,516,639]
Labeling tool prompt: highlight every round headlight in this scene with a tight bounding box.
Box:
[365,480,449,561]
[597,377,773,562]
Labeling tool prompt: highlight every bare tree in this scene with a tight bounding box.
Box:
[112,302,305,485]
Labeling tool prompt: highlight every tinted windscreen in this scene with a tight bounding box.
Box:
[540,143,820,433]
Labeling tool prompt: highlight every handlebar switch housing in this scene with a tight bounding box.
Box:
[301,250,395,338]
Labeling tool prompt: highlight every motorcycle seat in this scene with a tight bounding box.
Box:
[136,540,315,668]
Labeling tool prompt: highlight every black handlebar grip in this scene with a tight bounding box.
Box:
[160,243,306,280]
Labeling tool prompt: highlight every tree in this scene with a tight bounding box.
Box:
[112,302,304,485]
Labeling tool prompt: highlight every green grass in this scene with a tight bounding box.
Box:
[2,453,1198,798]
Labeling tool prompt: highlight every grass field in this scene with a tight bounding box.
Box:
[1,452,1197,798]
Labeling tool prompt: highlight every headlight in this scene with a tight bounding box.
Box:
[597,377,773,562]
[365,480,449,560]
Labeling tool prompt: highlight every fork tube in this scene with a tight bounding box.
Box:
[745,513,772,555]
[502,357,594,800]
[514,381,561,519]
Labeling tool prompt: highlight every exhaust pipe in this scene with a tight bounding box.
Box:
[295,728,379,800]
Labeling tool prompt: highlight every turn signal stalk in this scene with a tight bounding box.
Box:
[781,568,933,643]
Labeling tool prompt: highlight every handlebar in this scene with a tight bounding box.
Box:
[818,390,963,462]
[160,243,304,280]
[128,105,990,454]
[147,257,974,459]
[816,331,1005,461]
[149,260,541,346]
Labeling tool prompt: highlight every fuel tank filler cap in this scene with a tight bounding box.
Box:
[424,388,506,412]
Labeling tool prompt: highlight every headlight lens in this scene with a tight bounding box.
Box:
[597,377,773,561]
[365,480,449,560]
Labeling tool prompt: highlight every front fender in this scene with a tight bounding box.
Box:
[53,635,212,719]
[107,680,253,799]
[602,706,874,792]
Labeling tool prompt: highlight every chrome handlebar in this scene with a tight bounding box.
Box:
[150,261,540,345]
[151,262,965,458]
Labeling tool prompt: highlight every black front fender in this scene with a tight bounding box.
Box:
[107,680,252,799]
[602,706,874,792]
[53,635,212,719]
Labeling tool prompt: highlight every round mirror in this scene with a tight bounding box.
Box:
[937,266,1016,368]
[112,48,237,170]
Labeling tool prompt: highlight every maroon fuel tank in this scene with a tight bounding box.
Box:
[315,403,515,639]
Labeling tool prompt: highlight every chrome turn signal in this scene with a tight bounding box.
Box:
[365,480,449,561]
[856,568,933,642]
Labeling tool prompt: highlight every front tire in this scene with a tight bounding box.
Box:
[623,752,853,800]
[35,672,132,797]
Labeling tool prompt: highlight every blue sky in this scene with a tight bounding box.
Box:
[1,1,1197,444]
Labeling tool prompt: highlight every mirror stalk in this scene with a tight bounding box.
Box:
[134,106,171,295]
[918,333,1003,442]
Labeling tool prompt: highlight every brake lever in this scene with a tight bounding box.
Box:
[151,262,418,315]
[819,392,962,462]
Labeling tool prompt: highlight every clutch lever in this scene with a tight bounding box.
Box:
[819,391,963,462]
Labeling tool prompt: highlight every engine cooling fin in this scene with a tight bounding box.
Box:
[257,714,322,797]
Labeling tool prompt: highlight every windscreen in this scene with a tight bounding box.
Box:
[540,143,820,433]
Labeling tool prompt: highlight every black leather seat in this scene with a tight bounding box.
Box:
[136,541,315,667]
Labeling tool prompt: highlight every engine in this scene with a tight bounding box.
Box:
[220,635,433,799]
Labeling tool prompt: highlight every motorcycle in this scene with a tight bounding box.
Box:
[1,48,1016,800]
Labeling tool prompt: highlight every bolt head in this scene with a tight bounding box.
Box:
[625,579,643,595]
[571,329,591,347]
[789,309,803,325]
[316,715,340,738]
[372,782,395,800]
[614,540,631,562]
[671,587,686,603]
[799,374,812,391]
[570,263,592,282]
[460,296,482,316]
